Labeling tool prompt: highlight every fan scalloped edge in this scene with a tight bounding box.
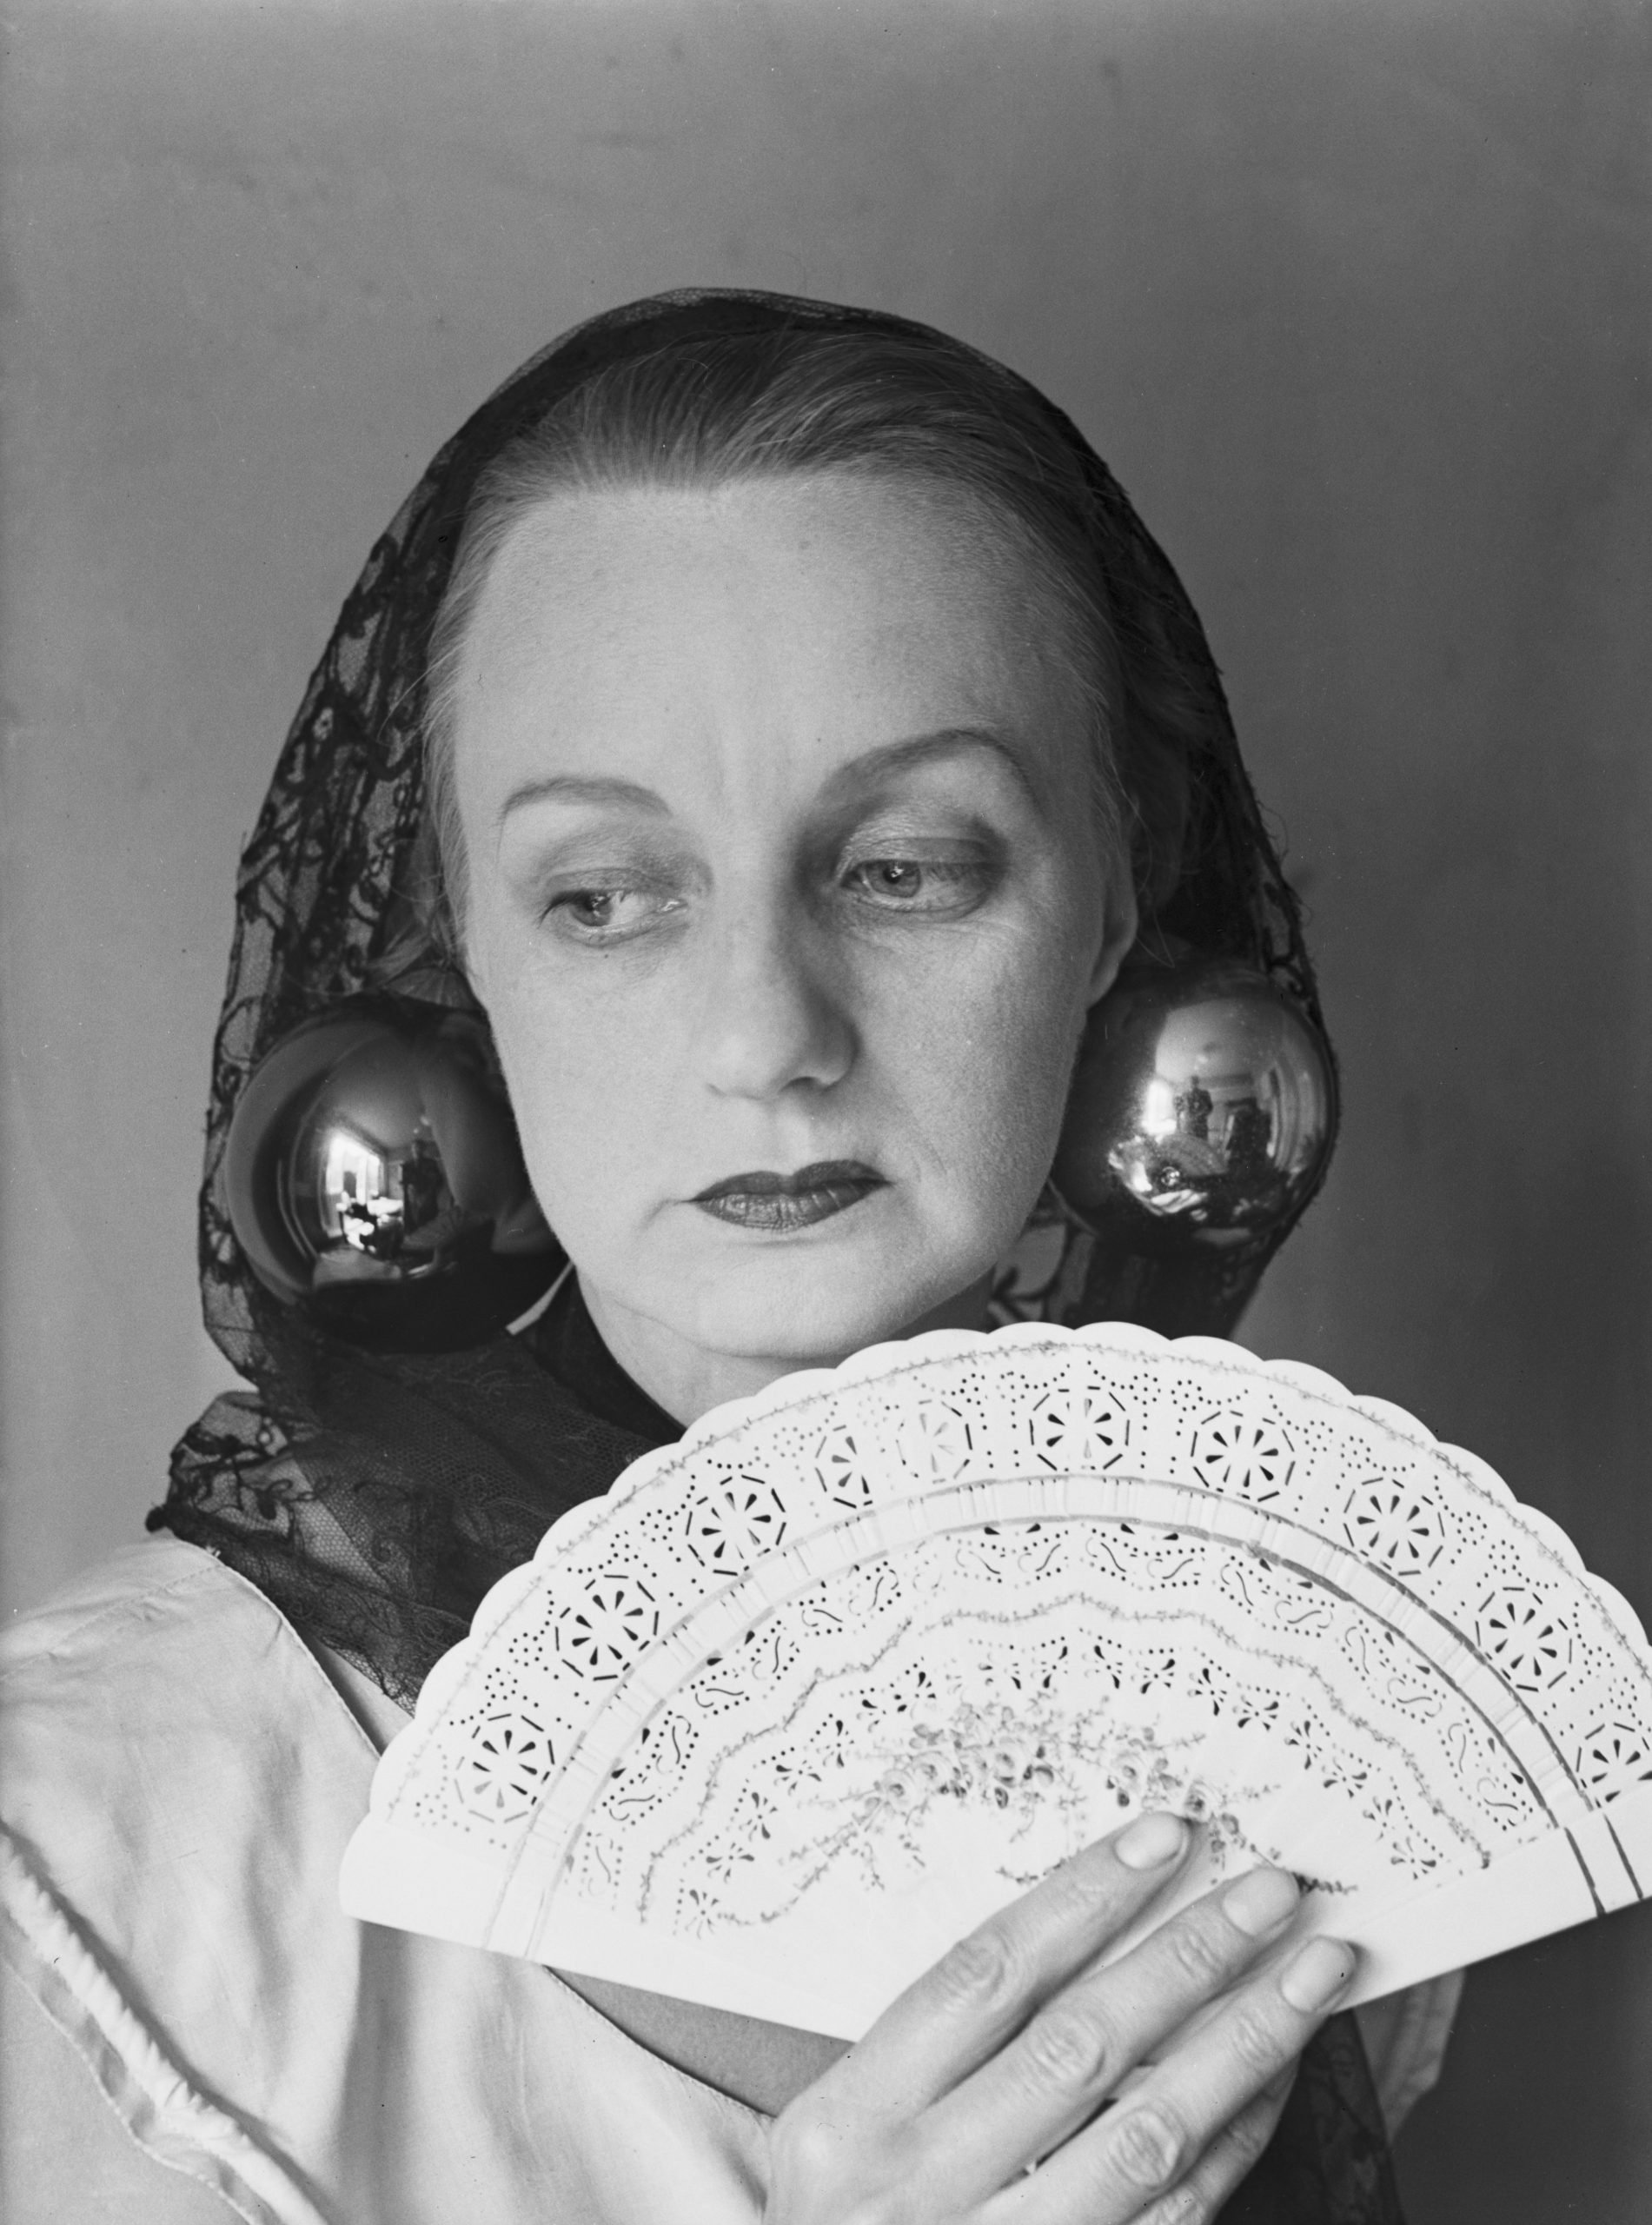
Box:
[380,1318,1649,1784]
[343,1321,1652,2035]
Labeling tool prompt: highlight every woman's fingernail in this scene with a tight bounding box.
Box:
[1280,1937,1357,2012]
[1223,1866,1301,1937]
[1115,1811,1189,1870]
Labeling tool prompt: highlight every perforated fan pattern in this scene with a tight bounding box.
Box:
[342,1325,1652,2037]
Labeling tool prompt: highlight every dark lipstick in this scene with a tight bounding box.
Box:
[692,1160,887,1232]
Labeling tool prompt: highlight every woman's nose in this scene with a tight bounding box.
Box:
[694,904,855,1101]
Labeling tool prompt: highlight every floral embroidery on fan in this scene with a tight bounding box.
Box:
[871,1704,1060,1814]
[793,1701,1261,1899]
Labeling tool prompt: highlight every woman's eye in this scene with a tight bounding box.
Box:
[542,884,680,940]
[842,858,991,912]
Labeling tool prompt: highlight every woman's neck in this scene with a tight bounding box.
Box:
[578,1272,994,1427]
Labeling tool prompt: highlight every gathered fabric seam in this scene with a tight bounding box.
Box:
[0,1828,334,2225]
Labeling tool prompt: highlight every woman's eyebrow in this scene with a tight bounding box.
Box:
[495,773,670,829]
[822,727,1043,809]
[494,731,1040,834]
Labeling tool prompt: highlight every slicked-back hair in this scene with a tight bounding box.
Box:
[423,326,1182,948]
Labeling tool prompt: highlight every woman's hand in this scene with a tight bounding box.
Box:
[764,1812,1354,2224]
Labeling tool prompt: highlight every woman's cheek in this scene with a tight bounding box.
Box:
[880,927,1081,1217]
[509,1009,640,1199]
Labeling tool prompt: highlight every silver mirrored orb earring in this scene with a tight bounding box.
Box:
[1053,954,1337,1256]
[224,1000,564,1351]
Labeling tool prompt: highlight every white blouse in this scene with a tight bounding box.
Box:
[0,1539,1459,2222]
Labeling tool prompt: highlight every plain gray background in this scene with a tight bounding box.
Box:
[3,1,1649,2216]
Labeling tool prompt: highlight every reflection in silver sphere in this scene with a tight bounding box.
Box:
[225,1002,563,1350]
[1052,958,1337,1255]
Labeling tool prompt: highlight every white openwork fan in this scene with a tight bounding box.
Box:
[341,1324,1652,2037]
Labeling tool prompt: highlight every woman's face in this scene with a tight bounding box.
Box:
[452,474,1135,1418]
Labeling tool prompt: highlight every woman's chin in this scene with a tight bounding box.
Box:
[660,1216,995,1372]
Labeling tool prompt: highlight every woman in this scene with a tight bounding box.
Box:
[0,291,1443,2222]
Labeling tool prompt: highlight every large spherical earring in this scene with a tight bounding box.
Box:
[223,998,565,1352]
[1019,954,1338,1337]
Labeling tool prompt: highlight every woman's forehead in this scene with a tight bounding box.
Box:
[450,475,1092,810]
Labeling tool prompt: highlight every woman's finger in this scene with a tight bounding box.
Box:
[979,1936,1355,2224]
[911,1863,1303,2200]
[817,1811,1193,2124]
[1125,2069,1296,2225]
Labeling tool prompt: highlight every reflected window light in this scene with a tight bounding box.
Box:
[321,1129,397,1246]
[1142,1076,1178,1139]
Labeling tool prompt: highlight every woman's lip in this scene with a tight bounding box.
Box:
[691,1162,887,1232]
[692,1160,885,1203]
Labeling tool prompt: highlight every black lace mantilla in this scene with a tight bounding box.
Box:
[156,282,1340,1716]
[146,290,1391,2222]
[178,287,1328,1396]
